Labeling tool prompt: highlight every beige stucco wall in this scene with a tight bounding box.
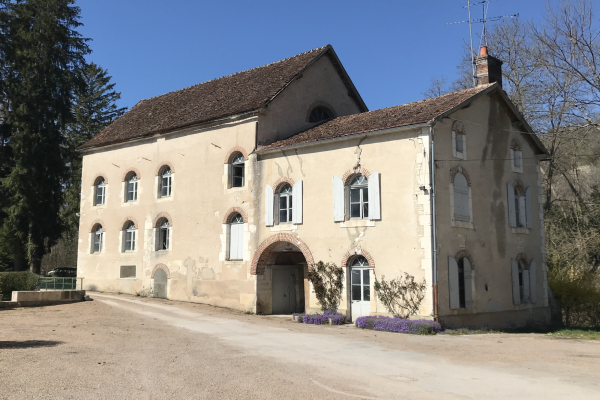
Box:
[77,118,259,311]
[255,127,434,318]
[257,54,364,146]
[434,93,550,328]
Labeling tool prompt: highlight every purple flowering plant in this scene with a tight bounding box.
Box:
[355,316,442,335]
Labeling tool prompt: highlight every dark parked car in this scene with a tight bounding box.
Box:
[47,267,77,277]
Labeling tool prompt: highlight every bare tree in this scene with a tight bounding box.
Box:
[422,76,449,99]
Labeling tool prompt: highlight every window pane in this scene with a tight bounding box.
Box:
[456,134,464,153]
[350,204,361,218]
[279,210,287,223]
[352,269,361,284]
[289,208,292,221]
[363,270,370,285]
[350,188,360,203]
[352,285,362,301]
[363,203,369,218]
[362,187,368,202]
[279,196,287,209]
[363,285,370,301]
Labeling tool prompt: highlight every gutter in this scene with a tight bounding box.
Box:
[429,121,438,321]
[255,122,430,156]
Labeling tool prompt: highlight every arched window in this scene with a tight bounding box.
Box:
[95,178,106,206]
[511,256,536,305]
[277,183,293,223]
[308,106,333,123]
[230,153,245,188]
[349,174,369,219]
[156,218,170,250]
[93,225,104,253]
[126,172,138,202]
[448,255,473,309]
[159,166,172,197]
[453,173,470,222]
[123,222,136,252]
[228,213,244,260]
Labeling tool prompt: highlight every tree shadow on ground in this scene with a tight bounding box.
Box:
[0,340,63,349]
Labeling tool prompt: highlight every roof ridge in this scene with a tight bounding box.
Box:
[139,45,329,103]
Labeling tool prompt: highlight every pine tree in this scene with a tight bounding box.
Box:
[62,62,126,236]
[0,0,89,272]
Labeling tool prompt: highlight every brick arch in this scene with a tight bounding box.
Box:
[450,166,472,186]
[513,180,526,196]
[342,166,372,186]
[272,177,295,192]
[121,217,139,230]
[122,168,141,182]
[151,263,171,279]
[224,146,249,164]
[153,212,173,227]
[90,219,105,232]
[510,139,522,151]
[251,233,315,275]
[341,248,375,269]
[92,174,108,185]
[156,162,175,175]
[223,207,249,224]
[452,120,466,135]
[454,250,475,269]
[305,101,336,122]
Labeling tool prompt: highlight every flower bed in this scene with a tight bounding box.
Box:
[355,316,442,335]
[293,311,348,325]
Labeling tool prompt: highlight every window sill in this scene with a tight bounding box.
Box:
[270,224,297,232]
[225,186,246,194]
[340,220,375,228]
[121,251,137,255]
[451,219,473,229]
[119,277,137,280]
[123,200,139,206]
[511,167,524,174]
[155,196,173,203]
[227,259,243,262]
[511,227,529,234]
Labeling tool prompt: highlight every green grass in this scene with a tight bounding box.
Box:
[442,328,502,335]
[546,328,600,340]
[442,326,600,340]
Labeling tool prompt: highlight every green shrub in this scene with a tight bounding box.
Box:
[548,268,600,327]
[0,272,40,301]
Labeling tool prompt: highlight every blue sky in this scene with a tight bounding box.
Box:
[78,0,554,112]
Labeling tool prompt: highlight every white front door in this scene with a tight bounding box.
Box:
[351,267,371,321]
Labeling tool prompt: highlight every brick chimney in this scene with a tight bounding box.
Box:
[475,46,503,88]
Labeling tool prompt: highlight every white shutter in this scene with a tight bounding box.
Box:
[511,259,520,305]
[518,195,526,227]
[507,183,516,227]
[464,257,473,308]
[525,187,533,228]
[523,270,530,303]
[229,224,243,260]
[448,257,460,309]
[529,260,537,304]
[332,176,344,222]
[265,185,274,226]
[368,171,381,220]
[292,180,303,224]
[454,173,470,222]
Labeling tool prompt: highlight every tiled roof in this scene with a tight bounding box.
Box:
[259,84,495,151]
[79,46,333,150]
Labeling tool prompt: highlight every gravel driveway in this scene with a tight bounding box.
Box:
[1,293,599,399]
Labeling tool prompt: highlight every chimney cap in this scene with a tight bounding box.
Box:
[480,46,488,56]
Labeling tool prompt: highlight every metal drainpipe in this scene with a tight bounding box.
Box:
[428,121,439,321]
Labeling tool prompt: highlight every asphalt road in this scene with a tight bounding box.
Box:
[1,293,599,399]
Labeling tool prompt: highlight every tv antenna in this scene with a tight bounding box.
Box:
[447,0,519,86]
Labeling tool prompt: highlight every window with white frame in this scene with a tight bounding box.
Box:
[453,173,470,222]
[123,222,136,252]
[230,153,245,188]
[278,184,293,223]
[156,218,170,250]
[95,178,106,206]
[264,181,303,226]
[126,172,138,202]
[332,172,381,222]
[92,225,104,253]
[511,257,537,305]
[448,255,473,309]
[510,141,523,173]
[349,174,369,219]
[228,213,244,260]
[159,166,172,197]
[507,183,532,229]
[452,131,466,160]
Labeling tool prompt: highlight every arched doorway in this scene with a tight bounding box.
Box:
[349,256,371,321]
[252,235,314,315]
[153,268,168,299]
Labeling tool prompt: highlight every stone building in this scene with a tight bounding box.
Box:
[77,45,551,328]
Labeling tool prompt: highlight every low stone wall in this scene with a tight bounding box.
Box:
[11,290,86,307]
